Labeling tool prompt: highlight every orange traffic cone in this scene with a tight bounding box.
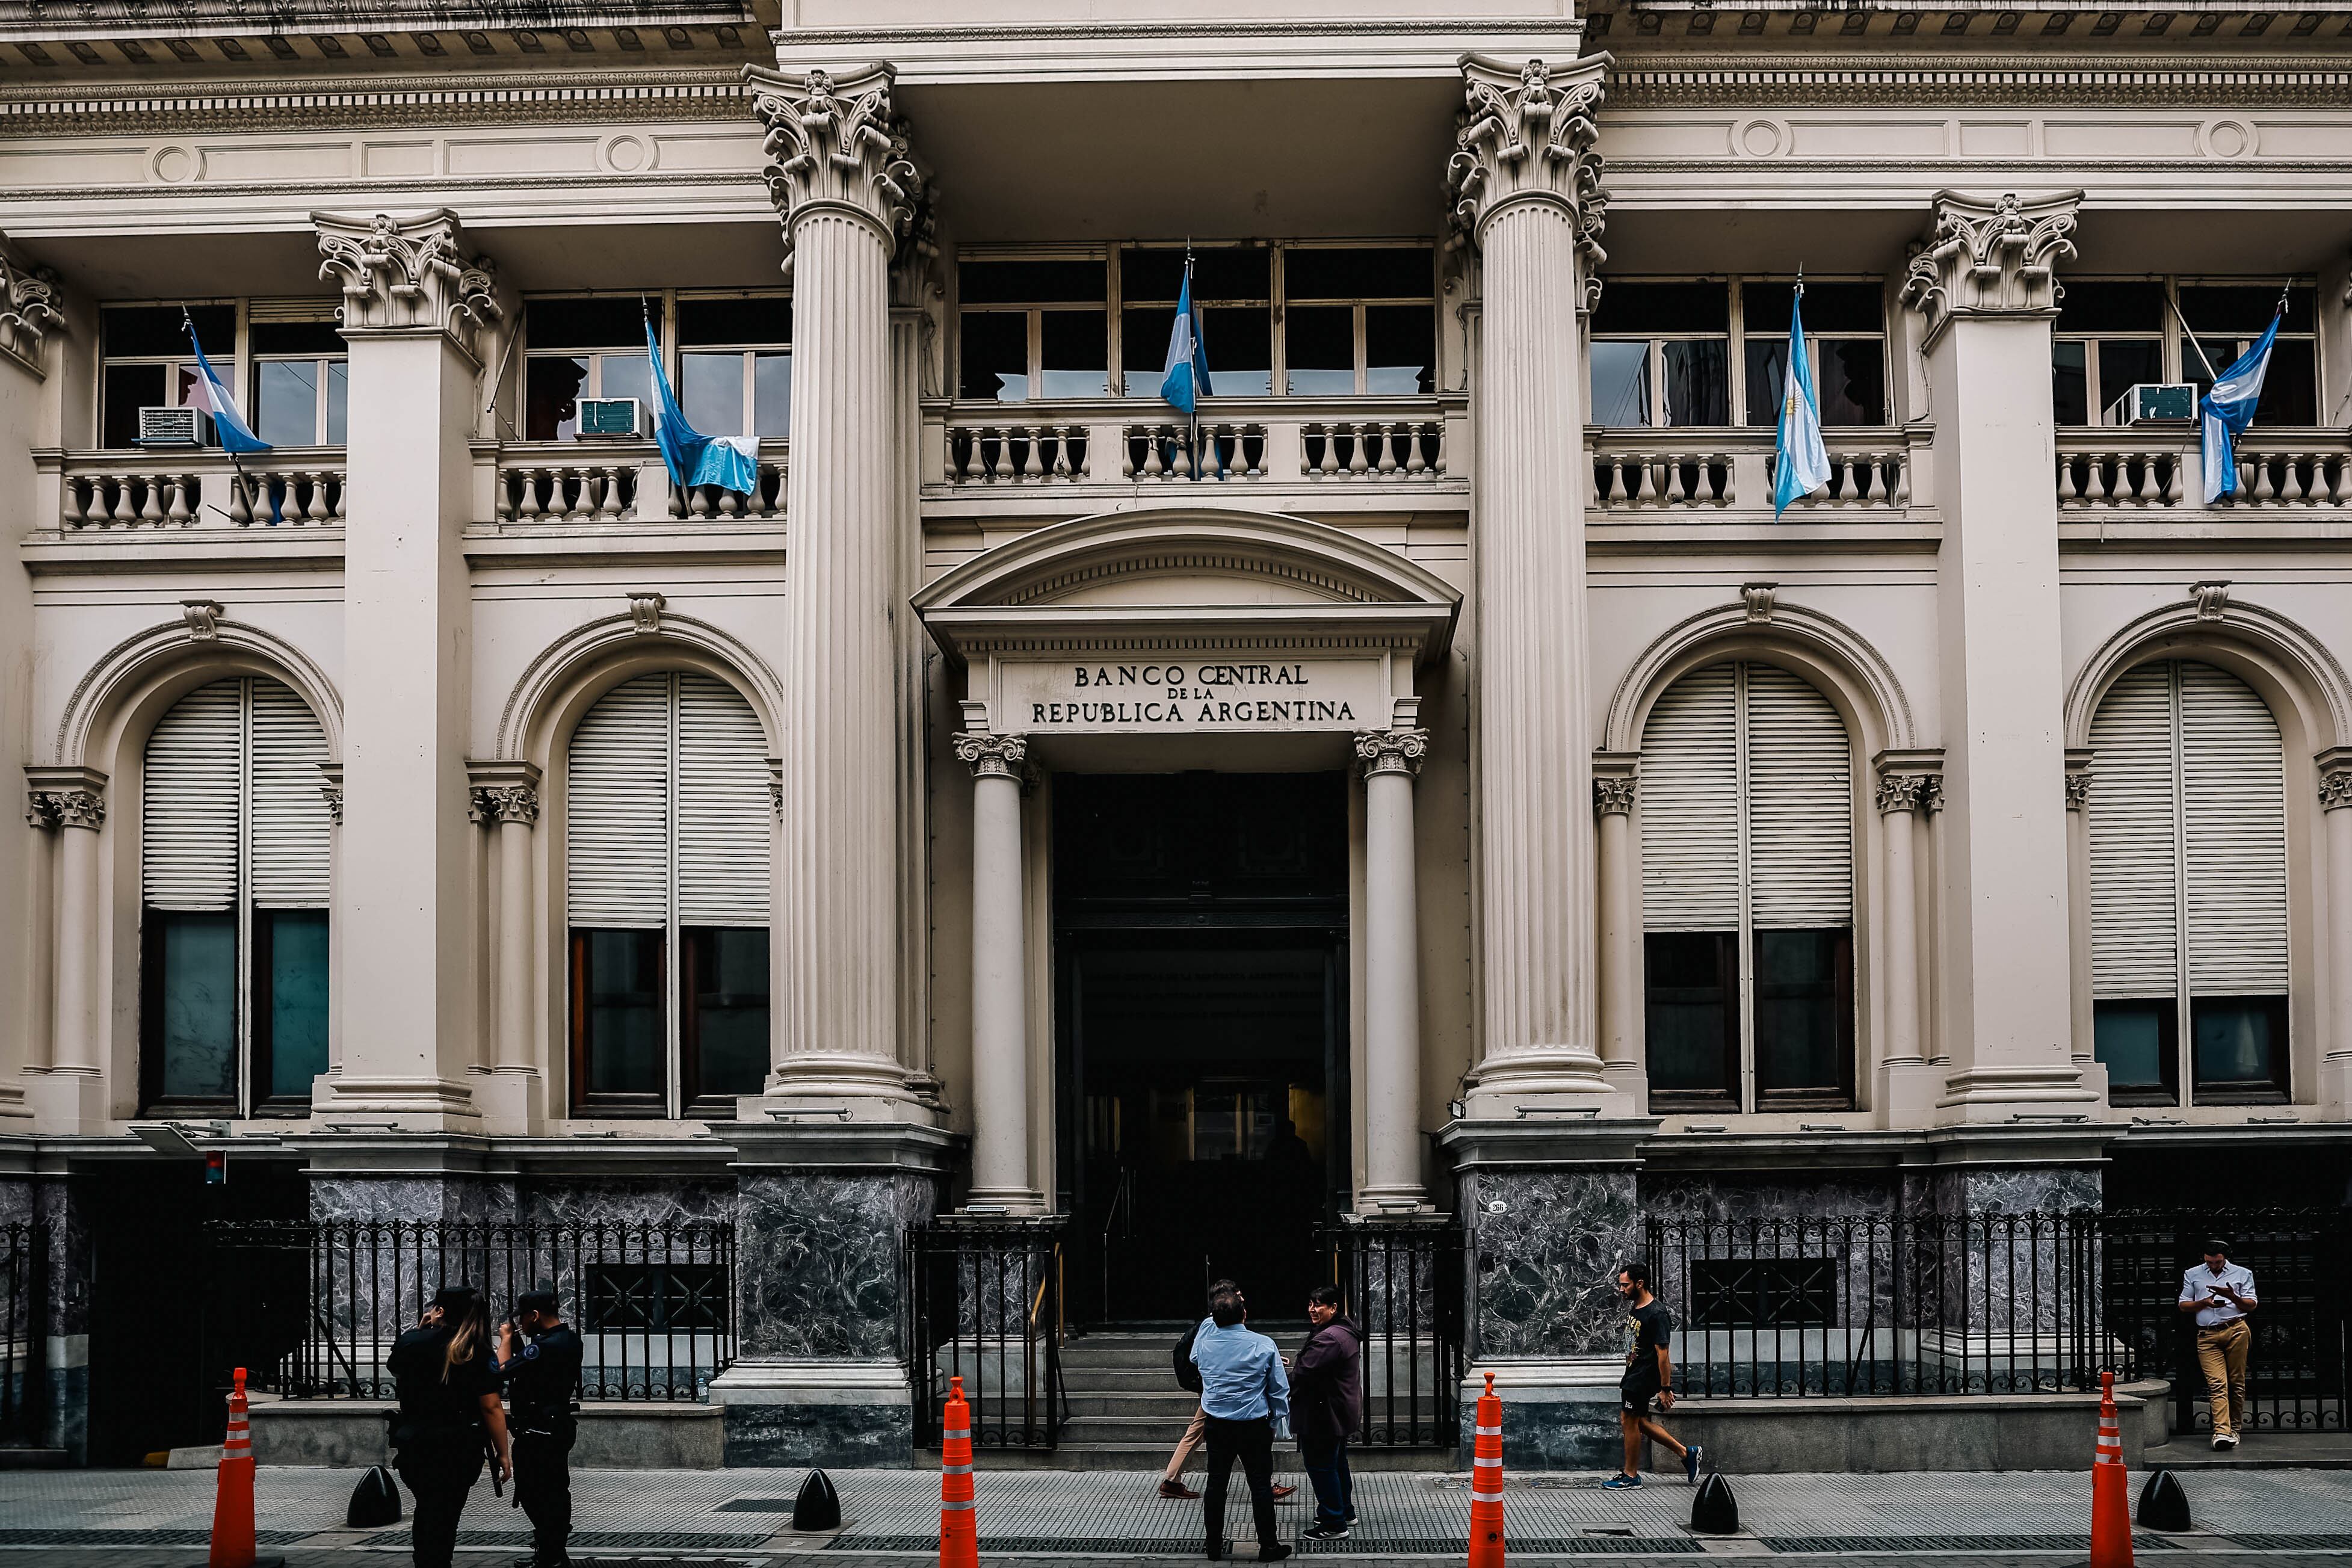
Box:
[939,1375,978,1568]
[1469,1371,1504,1568]
[209,1367,282,1568]
[2090,1369,2133,1568]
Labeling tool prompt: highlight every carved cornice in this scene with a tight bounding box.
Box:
[1602,57,2352,109]
[1874,771,1927,813]
[318,762,344,827]
[1447,54,1611,260]
[953,732,1027,780]
[25,765,107,831]
[0,235,57,377]
[2066,769,2094,811]
[314,208,504,362]
[469,783,540,826]
[2318,747,2352,812]
[1921,773,1945,815]
[23,789,58,831]
[1593,774,1638,816]
[1355,727,1431,780]
[1900,190,2081,338]
[745,63,924,271]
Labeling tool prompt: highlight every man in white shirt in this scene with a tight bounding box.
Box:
[2176,1238,2258,1449]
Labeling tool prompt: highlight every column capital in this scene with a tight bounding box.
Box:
[0,231,60,378]
[1899,190,2082,339]
[954,732,1027,780]
[2318,745,2352,810]
[318,761,344,827]
[24,791,58,831]
[1445,54,1611,254]
[1592,774,1637,817]
[25,765,106,830]
[466,759,543,826]
[1872,748,1943,815]
[1355,727,1430,779]
[313,208,507,362]
[745,63,927,270]
[2065,745,2097,813]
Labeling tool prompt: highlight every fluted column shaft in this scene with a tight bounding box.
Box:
[2322,756,2352,1074]
[497,812,534,1072]
[1593,768,1639,1072]
[51,788,104,1075]
[959,736,1037,1212]
[1358,730,1429,1212]
[1876,774,1925,1067]
[21,799,57,1071]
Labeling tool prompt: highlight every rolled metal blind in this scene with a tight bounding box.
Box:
[2180,661,2289,996]
[1640,662,1741,931]
[566,673,670,927]
[675,672,771,927]
[1744,663,1853,930]
[2088,662,2181,999]
[248,678,331,910]
[143,678,241,911]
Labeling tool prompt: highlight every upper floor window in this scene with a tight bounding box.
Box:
[2054,280,2317,426]
[567,671,771,1118]
[678,295,792,439]
[2088,660,2290,1106]
[100,304,235,450]
[1640,661,1856,1111]
[141,676,332,1116]
[1590,279,1887,428]
[954,243,1436,404]
[525,297,655,442]
[250,312,348,448]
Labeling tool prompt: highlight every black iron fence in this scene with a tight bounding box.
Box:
[1641,1211,2123,1397]
[1322,1220,1466,1448]
[2102,1207,2350,1434]
[906,1219,1067,1450]
[203,1218,734,1403]
[1,1221,46,1447]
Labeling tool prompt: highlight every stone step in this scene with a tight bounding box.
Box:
[1057,1366,1194,1393]
[1062,1392,1210,1418]
[937,1442,1457,1473]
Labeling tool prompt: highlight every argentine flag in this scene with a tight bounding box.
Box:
[1159,256,1212,416]
[182,312,268,455]
[2200,314,2280,504]
[1773,286,1830,516]
[646,314,759,498]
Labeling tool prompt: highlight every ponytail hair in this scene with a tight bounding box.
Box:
[434,1288,489,1383]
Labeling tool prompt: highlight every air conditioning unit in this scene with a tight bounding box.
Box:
[575,397,644,438]
[137,406,209,446]
[2107,382,2199,427]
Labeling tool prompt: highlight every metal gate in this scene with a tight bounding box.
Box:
[2103,1208,2350,1434]
[906,1219,1067,1450]
[1321,1220,1466,1448]
[1,1221,48,1449]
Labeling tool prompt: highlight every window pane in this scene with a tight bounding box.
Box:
[153,912,237,1103]
[104,304,233,358]
[2181,285,2313,336]
[678,296,791,347]
[1752,928,1852,1099]
[1364,304,1435,394]
[525,355,588,440]
[324,362,348,445]
[2191,996,2288,1098]
[959,259,1105,304]
[259,910,329,1103]
[2058,282,2166,333]
[1284,246,1432,300]
[1201,305,1272,397]
[103,362,166,448]
[2053,341,2090,425]
[1643,931,1737,1100]
[577,928,665,1101]
[681,351,745,436]
[685,927,769,1102]
[249,320,344,356]
[599,354,652,410]
[2261,338,2317,425]
[1745,281,1881,335]
[959,312,1029,401]
[1817,339,1885,425]
[1662,339,1730,426]
[528,297,647,351]
[752,351,792,438]
[2188,341,2236,399]
[1591,282,1729,335]
[1284,304,1354,395]
[255,360,321,447]
[1743,338,1786,428]
[2098,341,2164,419]
[2094,998,2177,1102]
[1590,341,1652,427]
[1038,309,1108,398]
[1122,246,1268,303]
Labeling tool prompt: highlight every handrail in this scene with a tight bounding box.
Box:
[1100,1166,1135,1320]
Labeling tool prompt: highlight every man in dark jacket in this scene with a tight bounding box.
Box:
[1289,1285,1363,1540]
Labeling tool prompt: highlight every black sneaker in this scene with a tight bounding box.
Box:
[1258,1547,1294,1562]
[1205,1542,1226,1561]
[1304,1525,1351,1541]
[1685,1443,1705,1484]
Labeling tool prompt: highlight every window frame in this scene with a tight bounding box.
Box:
[1279,242,1440,397]
[97,299,243,452]
[519,291,662,444]
[2054,276,2321,427]
[674,289,794,440]
[1589,276,1890,430]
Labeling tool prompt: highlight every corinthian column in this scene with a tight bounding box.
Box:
[745,64,933,1119]
[1357,729,1431,1211]
[955,734,1038,1213]
[1591,758,1641,1097]
[2320,750,2352,1113]
[1448,54,1620,1115]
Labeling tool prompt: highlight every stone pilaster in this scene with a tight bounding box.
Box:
[22,768,108,1130]
[469,761,543,1133]
[954,733,1039,1214]
[1874,750,1943,1126]
[2318,747,2352,1113]
[1357,729,1431,1212]
[745,64,933,1121]
[1900,191,2095,1123]
[1590,755,1643,1104]
[1447,53,1624,1116]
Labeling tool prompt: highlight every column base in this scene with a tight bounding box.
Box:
[1934,1062,2099,1122]
[1353,1184,1433,1215]
[1876,1060,1944,1128]
[1598,1058,1648,1111]
[310,1073,481,1131]
[750,1053,942,1126]
[709,1358,915,1468]
[960,1187,1046,1217]
[468,1067,543,1135]
[2317,1055,2352,1117]
[22,1069,109,1134]
[0,1076,32,1123]
[1458,1359,1625,1471]
[1460,1047,1637,1119]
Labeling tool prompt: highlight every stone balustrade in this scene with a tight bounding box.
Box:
[2056,431,2352,509]
[53,454,345,529]
[1122,421,1269,480]
[1587,430,1921,514]
[483,443,785,524]
[496,460,640,522]
[1591,449,1736,507]
[946,423,1090,483]
[665,460,788,519]
[1300,419,1446,479]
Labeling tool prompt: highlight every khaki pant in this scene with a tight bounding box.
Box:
[2196,1318,2252,1440]
[1165,1404,1208,1481]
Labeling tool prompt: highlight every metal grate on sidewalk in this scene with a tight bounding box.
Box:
[0,1528,313,1546]
[362,1528,773,1549]
[1759,1535,2181,1553]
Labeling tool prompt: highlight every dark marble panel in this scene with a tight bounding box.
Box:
[520,1178,733,1230]
[1456,1394,1622,1471]
[722,1400,913,1468]
[1462,1169,1640,1360]
[1640,1173,1901,1222]
[0,1179,31,1227]
[1930,1165,2103,1217]
[738,1171,936,1360]
[309,1175,519,1224]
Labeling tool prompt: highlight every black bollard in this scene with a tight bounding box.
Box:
[1691,1472,1740,1534]
[2138,1467,2193,1533]
[794,1466,843,1531]
[347,1464,403,1528]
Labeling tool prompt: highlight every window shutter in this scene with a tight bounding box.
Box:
[248,678,331,909]
[143,679,241,912]
[675,672,771,927]
[2088,662,2181,999]
[567,673,671,927]
[1641,662,1741,931]
[1743,664,1853,930]
[2180,661,2289,996]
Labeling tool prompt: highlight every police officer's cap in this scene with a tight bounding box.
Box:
[431,1285,483,1314]
[514,1288,559,1317]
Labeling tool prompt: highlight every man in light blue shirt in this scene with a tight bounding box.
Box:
[2177,1238,2258,1449]
[1190,1288,1292,1561]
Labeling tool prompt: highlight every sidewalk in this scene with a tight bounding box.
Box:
[2,1463,2350,1558]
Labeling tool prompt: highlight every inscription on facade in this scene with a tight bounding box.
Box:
[1001,656,1386,733]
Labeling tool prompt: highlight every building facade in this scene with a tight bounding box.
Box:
[2,0,2350,1468]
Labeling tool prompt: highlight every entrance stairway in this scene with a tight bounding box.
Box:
[954,1329,1455,1472]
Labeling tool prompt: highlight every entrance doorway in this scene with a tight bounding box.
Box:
[1054,771,1350,1324]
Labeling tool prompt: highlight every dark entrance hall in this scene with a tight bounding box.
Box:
[1054,771,1350,1324]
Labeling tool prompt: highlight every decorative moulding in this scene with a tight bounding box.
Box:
[2191,579,2232,621]
[0,235,58,380]
[744,63,925,274]
[179,599,224,641]
[1447,54,1612,264]
[1900,190,2082,341]
[627,590,667,634]
[313,209,505,364]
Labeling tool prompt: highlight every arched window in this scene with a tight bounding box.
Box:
[566,671,771,1117]
[140,676,332,1113]
[2088,659,2290,1105]
[1640,661,1856,1110]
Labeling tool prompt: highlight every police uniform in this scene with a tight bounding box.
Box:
[501,1321,584,1567]
[387,1323,495,1568]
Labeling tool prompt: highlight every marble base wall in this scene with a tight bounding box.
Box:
[1462,1167,1641,1359]
[307,1173,519,1224]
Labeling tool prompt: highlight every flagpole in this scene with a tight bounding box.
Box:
[2162,289,2221,384]
[185,304,256,520]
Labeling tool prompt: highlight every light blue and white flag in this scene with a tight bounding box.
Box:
[1773,285,1830,517]
[2200,313,2280,504]
[647,313,759,497]
[183,311,268,455]
[1159,256,1212,416]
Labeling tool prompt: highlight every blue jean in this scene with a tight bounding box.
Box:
[1300,1436,1353,1529]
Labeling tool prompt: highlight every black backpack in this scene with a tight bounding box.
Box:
[1173,1320,1203,1394]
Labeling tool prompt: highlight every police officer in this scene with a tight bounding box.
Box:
[388,1287,511,1568]
[499,1287,584,1568]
